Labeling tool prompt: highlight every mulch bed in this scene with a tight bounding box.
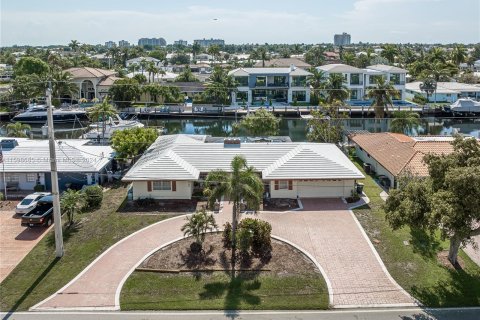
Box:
[0,201,18,211]
[140,233,319,276]
[120,199,198,214]
[263,199,299,212]
[437,250,466,270]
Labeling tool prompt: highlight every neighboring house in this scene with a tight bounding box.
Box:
[126,57,163,68]
[317,63,407,101]
[254,58,312,70]
[228,66,312,105]
[123,134,364,200]
[405,81,480,103]
[323,51,341,63]
[349,133,455,188]
[0,138,115,192]
[66,67,118,100]
[0,64,13,81]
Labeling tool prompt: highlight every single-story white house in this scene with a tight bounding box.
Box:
[405,81,480,103]
[0,138,115,193]
[122,134,365,200]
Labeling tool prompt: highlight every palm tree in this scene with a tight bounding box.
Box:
[192,42,202,58]
[419,78,437,103]
[46,69,79,106]
[175,66,197,82]
[145,62,159,83]
[307,68,327,104]
[421,61,452,82]
[203,156,264,266]
[428,47,447,64]
[366,77,400,118]
[323,73,350,105]
[450,45,467,66]
[381,44,398,64]
[181,209,218,252]
[252,47,270,67]
[207,45,221,65]
[390,111,420,134]
[68,40,80,53]
[6,122,31,137]
[204,67,237,105]
[341,52,355,66]
[87,96,117,140]
[61,189,86,227]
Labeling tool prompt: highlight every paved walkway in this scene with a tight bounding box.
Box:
[0,210,51,283]
[464,235,480,267]
[32,198,414,311]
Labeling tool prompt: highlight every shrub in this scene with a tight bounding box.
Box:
[83,185,103,210]
[222,222,232,249]
[0,192,4,201]
[33,184,45,192]
[237,218,272,258]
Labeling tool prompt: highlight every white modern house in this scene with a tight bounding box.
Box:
[0,138,115,192]
[405,81,480,103]
[126,57,163,68]
[317,63,407,101]
[228,66,312,105]
[123,134,364,200]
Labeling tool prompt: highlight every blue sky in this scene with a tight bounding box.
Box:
[1,0,479,46]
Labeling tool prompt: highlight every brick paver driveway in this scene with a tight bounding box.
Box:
[32,198,414,310]
[0,210,51,283]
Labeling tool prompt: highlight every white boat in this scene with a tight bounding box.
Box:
[12,105,88,124]
[450,98,480,114]
[85,115,144,140]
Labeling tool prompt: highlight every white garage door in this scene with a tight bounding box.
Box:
[297,180,346,198]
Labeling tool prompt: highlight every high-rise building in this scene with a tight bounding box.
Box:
[105,41,116,48]
[193,38,225,47]
[334,33,351,46]
[137,37,167,47]
[118,40,130,47]
[174,40,188,46]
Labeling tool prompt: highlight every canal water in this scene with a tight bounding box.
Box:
[1,117,480,141]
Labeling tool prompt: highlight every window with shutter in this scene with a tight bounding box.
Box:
[274,180,279,190]
[172,181,176,192]
[288,180,293,190]
[147,181,152,192]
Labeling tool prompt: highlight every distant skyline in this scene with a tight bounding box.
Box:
[1,0,479,46]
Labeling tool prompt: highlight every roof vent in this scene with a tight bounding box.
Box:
[290,64,296,71]
[224,138,241,148]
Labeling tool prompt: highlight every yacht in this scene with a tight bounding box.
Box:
[12,105,88,124]
[85,114,145,140]
[448,98,480,115]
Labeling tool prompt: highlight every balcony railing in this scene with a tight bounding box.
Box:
[350,81,364,85]
[255,82,290,88]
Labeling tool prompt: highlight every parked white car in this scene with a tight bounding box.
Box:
[15,192,51,215]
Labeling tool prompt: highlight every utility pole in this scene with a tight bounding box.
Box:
[46,86,64,258]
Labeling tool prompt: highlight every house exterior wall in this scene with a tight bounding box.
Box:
[269,179,355,199]
[405,89,459,103]
[354,146,396,188]
[0,172,45,191]
[132,180,193,200]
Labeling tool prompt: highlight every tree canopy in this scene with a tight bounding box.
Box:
[384,136,480,266]
[14,56,49,76]
[108,78,141,108]
[111,127,159,161]
[233,109,280,137]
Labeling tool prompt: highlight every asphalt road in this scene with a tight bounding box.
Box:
[2,308,480,320]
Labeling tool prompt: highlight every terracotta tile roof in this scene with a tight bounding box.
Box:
[66,67,117,79]
[350,133,454,177]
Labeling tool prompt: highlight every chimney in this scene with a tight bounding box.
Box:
[224,138,241,148]
[290,64,296,71]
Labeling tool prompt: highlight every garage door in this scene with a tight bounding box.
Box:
[297,180,346,198]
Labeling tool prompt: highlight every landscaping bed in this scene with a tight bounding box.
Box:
[263,198,299,211]
[121,233,329,310]
[0,184,172,312]
[352,158,480,307]
[120,199,198,214]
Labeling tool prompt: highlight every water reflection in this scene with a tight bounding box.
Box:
[1,117,479,141]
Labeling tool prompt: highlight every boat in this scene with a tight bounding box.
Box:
[12,105,88,124]
[84,114,144,140]
[449,98,480,115]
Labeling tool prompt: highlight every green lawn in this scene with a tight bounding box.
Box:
[352,159,480,307]
[121,272,329,310]
[0,184,171,312]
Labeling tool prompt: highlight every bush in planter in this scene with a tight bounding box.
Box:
[33,184,45,192]
[83,185,103,210]
[222,222,232,249]
[237,218,272,261]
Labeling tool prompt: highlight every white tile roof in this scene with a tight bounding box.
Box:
[317,64,364,74]
[228,67,312,76]
[406,81,480,94]
[366,64,407,73]
[123,135,364,181]
[1,139,114,173]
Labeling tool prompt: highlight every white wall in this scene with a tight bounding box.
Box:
[132,180,193,200]
[355,146,395,188]
[269,179,355,199]
[0,172,45,191]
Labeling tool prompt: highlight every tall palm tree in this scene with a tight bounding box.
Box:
[61,189,86,227]
[181,209,218,252]
[381,44,398,64]
[207,45,221,65]
[450,45,467,66]
[192,42,202,58]
[252,47,270,67]
[87,96,117,140]
[175,66,197,82]
[323,73,350,105]
[203,156,264,266]
[145,62,159,83]
[46,69,79,106]
[419,78,437,103]
[428,47,447,64]
[366,77,400,118]
[390,111,420,134]
[6,122,31,137]
[341,52,355,66]
[307,68,327,103]
[421,61,452,82]
[68,40,80,53]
